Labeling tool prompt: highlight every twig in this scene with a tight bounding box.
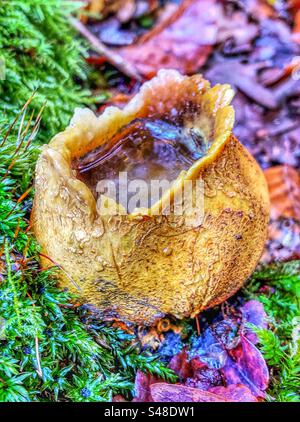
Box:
[195,314,201,336]
[139,0,193,44]
[25,291,43,379]
[4,187,32,219]
[35,336,43,379]
[39,252,82,292]
[0,91,37,148]
[69,17,143,82]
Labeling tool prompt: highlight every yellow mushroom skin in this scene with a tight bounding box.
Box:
[32,70,270,325]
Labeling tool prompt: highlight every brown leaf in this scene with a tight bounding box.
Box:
[265,165,300,220]
[186,362,223,390]
[262,218,300,263]
[116,0,136,23]
[293,9,300,43]
[206,61,279,109]
[181,302,269,397]
[98,92,133,112]
[117,0,218,77]
[237,0,277,21]
[150,382,257,402]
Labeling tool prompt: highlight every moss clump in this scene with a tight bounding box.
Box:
[244,262,300,402]
[0,104,176,402]
[0,0,91,141]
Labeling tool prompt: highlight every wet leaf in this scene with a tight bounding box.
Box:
[209,384,258,402]
[241,300,267,344]
[117,0,218,77]
[222,334,269,398]
[90,17,138,46]
[262,165,300,263]
[186,361,223,390]
[116,0,137,23]
[262,218,300,263]
[236,0,277,21]
[133,370,161,402]
[149,301,270,399]
[206,61,279,109]
[188,303,269,397]
[150,382,258,402]
[168,349,193,381]
[264,165,300,220]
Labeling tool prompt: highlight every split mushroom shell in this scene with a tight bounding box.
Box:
[32,70,269,325]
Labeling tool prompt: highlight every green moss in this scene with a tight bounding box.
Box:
[0,0,92,141]
[0,2,176,401]
[0,66,175,405]
[244,262,300,402]
[0,0,298,402]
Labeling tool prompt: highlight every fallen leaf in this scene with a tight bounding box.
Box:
[264,165,300,220]
[89,17,138,46]
[112,395,128,402]
[133,370,161,402]
[262,218,300,263]
[241,300,268,344]
[132,300,269,402]
[168,349,193,381]
[261,165,300,261]
[117,0,218,77]
[216,10,259,45]
[293,9,300,43]
[150,382,258,402]
[186,361,223,390]
[222,334,269,398]
[116,0,136,23]
[206,61,279,109]
[237,0,277,21]
[209,384,258,402]
[188,306,269,398]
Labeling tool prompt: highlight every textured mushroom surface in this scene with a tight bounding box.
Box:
[32,70,269,325]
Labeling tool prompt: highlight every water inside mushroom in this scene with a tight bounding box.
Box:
[74,117,209,210]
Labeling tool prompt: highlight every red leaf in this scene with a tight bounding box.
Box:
[209,384,258,402]
[168,349,193,381]
[222,335,269,398]
[133,370,162,402]
[117,0,217,77]
[112,395,128,402]
[166,301,269,398]
[150,383,258,402]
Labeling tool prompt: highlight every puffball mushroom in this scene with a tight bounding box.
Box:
[32,70,269,325]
